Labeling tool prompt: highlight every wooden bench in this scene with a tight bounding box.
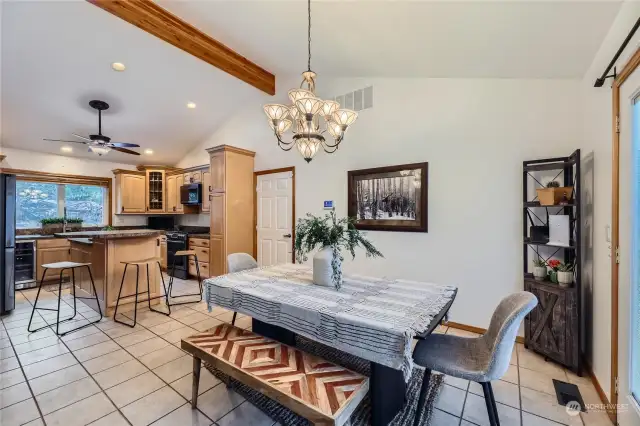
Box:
[181,323,369,426]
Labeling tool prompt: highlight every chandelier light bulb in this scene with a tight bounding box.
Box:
[321,100,340,120]
[263,104,290,121]
[269,119,292,135]
[296,137,321,163]
[332,109,358,127]
[288,89,314,104]
[295,97,324,116]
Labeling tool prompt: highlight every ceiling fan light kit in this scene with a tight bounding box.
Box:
[44,100,141,156]
[263,0,358,163]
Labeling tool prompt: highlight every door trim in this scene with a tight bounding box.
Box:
[611,47,640,425]
[253,167,296,264]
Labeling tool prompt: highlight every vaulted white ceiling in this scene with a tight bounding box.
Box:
[1,0,624,165]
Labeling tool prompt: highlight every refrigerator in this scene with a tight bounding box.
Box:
[0,174,16,315]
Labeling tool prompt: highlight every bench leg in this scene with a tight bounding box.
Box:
[192,356,201,408]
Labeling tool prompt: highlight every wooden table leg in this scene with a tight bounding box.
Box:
[192,356,201,408]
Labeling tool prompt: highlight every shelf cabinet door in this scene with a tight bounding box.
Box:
[190,171,202,183]
[121,174,146,213]
[166,175,177,213]
[160,240,167,269]
[201,171,211,212]
[146,170,166,213]
[210,236,225,276]
[210,153,225,193]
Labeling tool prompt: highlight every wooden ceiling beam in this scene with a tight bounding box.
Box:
[87,0,275,95]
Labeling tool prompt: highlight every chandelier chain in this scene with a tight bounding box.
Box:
[307,0,311,72]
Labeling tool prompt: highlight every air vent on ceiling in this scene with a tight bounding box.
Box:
[332,86,373,112]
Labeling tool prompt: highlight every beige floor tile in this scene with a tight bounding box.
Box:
[517,346,567,378]
[469,380,520,409]
[0,337,12,349]
[434,383,466,417]
[520,366,558,395]
[581,409,614,426]
[177,312,211,326]
[114,329,155,347]
[44,392,116,426]
[443,375,469,391]
[88,411,131,426]
[73,340,120,362]
[153,355,193,382]
[462,392,522,426]
[434,325,449,334]
[29,364,88,395]
[215,312,236,323]
[0,382,32,409]
[169,307,201,320]
[93,359,148,389]
[137,313,174,328]
[83,349,134,374]
[18,342,69,366]
[126,336,170,358]
[101,323,143,338]
[430,408,460,426]
[3,316,46,331]
[13,335,61,355]
[138,344,185,369]
[149,319,188,335]
[23,418,45,426]
[0,346,15,359]
[60,325,101,342]
[64,332,110,351]
[196,384,245,422]
[106,371,165,408]
[0,355,20,373]
[170,369,221,401]
[521,386,583,425]
[217,400,273,426]
[161,326,198,344]
[190,317,223,332]
[36,376,101,415]
[0,368,26,390]
[121,386,185,426]
[522,412,565,425]
[22,353,77,379]
[8,328,56,346]
[150,402,212,426]
[501,364,519,385]
[0,397,41,426]
[206,306,231,317]
[234,316,253,330]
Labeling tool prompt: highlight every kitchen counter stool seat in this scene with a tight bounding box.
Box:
[167,250,202,306]
[28,261,103,337]
[113,258,170,328]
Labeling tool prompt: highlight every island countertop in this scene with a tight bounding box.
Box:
[54,229,162,239]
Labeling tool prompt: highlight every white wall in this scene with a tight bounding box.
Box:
[0,147,147,227]
[178,77,582,328]
[580,0,640,402]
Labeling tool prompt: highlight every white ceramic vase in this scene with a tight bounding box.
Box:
[557,271,573,288]
[533,266,547,281]
[313,246,340,288]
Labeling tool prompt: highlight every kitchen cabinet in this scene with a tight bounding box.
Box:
[176,174,187,213]
[145,169,166,213]
[70,242,93,295]
[209,153,225,193]
[160,235,167,269]
[190,170,202,183]
[37,239,70,282]
[201,170,211,213]
[166,175,178,213]
[188,237,210,278]
[114,171,146,214]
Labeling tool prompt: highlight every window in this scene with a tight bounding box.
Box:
[16,180,108,228]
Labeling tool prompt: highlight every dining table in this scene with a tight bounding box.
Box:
[204,263,457,426]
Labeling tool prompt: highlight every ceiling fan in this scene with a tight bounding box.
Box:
[44,100,141,156]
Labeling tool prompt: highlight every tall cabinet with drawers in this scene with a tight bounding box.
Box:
[206,145,255,277]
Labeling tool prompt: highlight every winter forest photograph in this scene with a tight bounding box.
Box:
[348,162,428,233]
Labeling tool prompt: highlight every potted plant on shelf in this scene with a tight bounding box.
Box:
[533,258,547,281]
[556,262,574,288]
[536,180,574,206]
[547,259,561,283]
[295,211,383,290]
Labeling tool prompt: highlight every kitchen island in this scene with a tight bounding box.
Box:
[54,230,164,316]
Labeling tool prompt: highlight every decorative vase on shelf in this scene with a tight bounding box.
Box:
[557,271,573,288]
[313,247,341,288]
[533,266,547,281]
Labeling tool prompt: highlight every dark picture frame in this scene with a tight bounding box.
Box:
[347,162,428,232]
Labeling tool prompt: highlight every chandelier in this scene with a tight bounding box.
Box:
[262,0,358,163]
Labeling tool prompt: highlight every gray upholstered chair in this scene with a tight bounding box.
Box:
[226,253,259,325]
[412,292,538,426]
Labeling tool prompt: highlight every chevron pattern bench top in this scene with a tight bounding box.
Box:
[181,323,370,426]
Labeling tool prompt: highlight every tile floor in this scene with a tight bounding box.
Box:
[0,276,611,426]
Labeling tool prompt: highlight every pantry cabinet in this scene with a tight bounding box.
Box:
[114,170,146,214]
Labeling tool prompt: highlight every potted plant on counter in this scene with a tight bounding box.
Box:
[295,211,383,290]
[556,262,574,288]
[533,258,547,281]
[41,217,83,233]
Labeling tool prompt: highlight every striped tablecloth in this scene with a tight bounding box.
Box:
[204,263,457,381]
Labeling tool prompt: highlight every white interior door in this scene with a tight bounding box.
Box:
[257,171,293,266]
[618,66,640,426]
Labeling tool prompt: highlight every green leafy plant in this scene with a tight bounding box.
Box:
[557,261,574,272]
[295,211,383,289]
[533,258,546,267]
[66,218,83,224]
[40,217,83,226]
[102,225,115,231]
[546,181,560,188]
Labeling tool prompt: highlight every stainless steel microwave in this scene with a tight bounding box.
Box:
[180,183,202,205]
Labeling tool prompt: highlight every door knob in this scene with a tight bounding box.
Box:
[283,234,292,238]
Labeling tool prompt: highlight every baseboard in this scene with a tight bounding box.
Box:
[585,361,616,424]
[444,321,525,344]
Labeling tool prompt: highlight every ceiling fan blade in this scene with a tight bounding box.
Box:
[109,142,140,148]
[43,139,87,144]
[111,146,141,156]
[72,133,92,142]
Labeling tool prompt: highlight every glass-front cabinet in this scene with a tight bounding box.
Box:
[145,169,166,213]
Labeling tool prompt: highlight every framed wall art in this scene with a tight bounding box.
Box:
[347,162,428,232]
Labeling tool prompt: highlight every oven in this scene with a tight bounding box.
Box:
[15,240,36,290]
[166,231,189,279]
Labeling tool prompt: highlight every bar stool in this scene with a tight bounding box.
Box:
[167,250,202,306]
[28,262,103,337]
[113,258,170,328]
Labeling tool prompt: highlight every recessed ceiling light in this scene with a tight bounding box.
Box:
[187,102,196,109]
[111,62,126,72]
[61,146,73,153]
[144,149,154,155]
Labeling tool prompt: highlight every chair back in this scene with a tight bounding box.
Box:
[481,291,538,380]
[227,253,258,273]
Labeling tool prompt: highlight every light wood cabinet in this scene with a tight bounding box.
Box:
[37,239,70,282]
[201,171,211,213]
[206,145,255,277]
[145,169,166,213]
[114,171,146,214]
[70,243,93,295]
[160,236,167,269]
[166,175,177,213]
[190,171,202,183]
[188,237,210,278]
